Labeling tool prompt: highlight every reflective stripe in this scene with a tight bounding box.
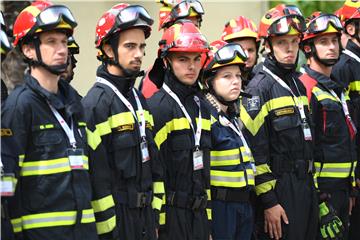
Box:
[153,181,165,194]
[154,117,210,149]
[315,162,353,178]
[255,179,276,196]
[22,209,95,230]
[96,215,116,235]
[87,128,101,151]
[206,189,211,200]
[256,164,272,176]
[159,212,166,225]
[39,124,54,130]
[11,218,22,233]
[211,170,251,188]
[152,196,163,211]
[91,195,115,213]
[241,96,302,136]
[20,156,89,176]
[206,208,212,220]
[312,87,339,102]
[211,148,240,166]
[78,122,87,127]
[19,154,25,167]
[349,80,360,92]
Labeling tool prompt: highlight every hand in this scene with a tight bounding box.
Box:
[209,234,213,240]
[350,197,356,215]
[319,202,344,239]
[264,204,289,240]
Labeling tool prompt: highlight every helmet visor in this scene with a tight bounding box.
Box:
[173,33,208,52]
[215,43,247,64]
[270,15,306,35]
[1,29,11,50]
[170,0,204,18]
[0,12,5,27]
[117,5,154,27]
[38,5,77,28]
[308,14,342,34]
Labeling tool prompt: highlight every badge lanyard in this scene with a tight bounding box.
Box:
[96,77,150,162]
[219,115,256,173]
[343,49,360,63]
[328,89,357,139]
[263,66,312,141]
[163,83,203,170]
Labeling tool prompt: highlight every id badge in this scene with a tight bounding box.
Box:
[302,121,312,141]
[1,173,15,197]
[193,149,204,171]
[67,148,85,170]
[140,140,150,163]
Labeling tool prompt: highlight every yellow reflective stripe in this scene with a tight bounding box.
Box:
[19,154,25,167]
[152,196,163,211]
[196,118,211,131]
[241,147,254,163]
[78,122,87,127]
[255,179,276,196]
[159,212,166,225]
[313,87,339,102]
[210,170,247,188]
[206,208,212,220]
[39,124,54,130]
[154,118,190,148]
[91,195,115,213]
[206,189,211,200]
[256,164,272,176]
[349,80,360,92]
[211,148,240,166]
[87,127,102,150]
[96,215,116,235]
[211,115,217,125]
[11,218,22,233]
[20,156,89,176]
[22,209,95,230]
[153,181,165,194]
[138,110,154,127]
[246,168,255,185]
[315,162,353,178]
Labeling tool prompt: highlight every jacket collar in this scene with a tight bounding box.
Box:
[263,56,296,83]
[303,65,342,91]
[346,39,360,58]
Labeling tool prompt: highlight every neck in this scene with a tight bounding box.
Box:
[351,37,360,48]
[309,59,332,77]
[31,67,59,93]
[107,64,123,76]
[219,102,228,113]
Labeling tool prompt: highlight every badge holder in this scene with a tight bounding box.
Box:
[193,147,204,171]
[67,147,85,170]
[1,173,15,196]
[140,138,150,163]
[298,102,312,141]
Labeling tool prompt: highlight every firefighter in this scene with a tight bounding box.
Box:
[1,1,98,239]
[240,4,318,240]
[300,11,356,239]
[82,3,164,240]
[201,40,255,240]
[61,36,79,83]
[332,1,360,239]
[147,20,211,240]
[140,0,205,99]
[221,16,260,87]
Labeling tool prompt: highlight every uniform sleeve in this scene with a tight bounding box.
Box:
[82,95,117,239]
[2,93,30,239]
[240,85,278,209]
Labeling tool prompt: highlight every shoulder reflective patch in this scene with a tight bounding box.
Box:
[1,128,13,136]
[116,124,134,132]
[246,96,260,111]
[274,107,294,116]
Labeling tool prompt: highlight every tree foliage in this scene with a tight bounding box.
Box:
[270,1,343,17]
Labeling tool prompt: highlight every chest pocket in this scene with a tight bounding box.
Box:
[321,102,345,137]
[33,127,64,159]
[111,129,140,178]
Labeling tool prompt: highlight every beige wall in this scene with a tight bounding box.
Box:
[56,1,268,96]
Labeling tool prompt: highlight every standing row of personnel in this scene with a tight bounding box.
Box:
[0,1,359,240]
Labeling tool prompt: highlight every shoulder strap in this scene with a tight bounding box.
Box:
[299,73,317,104]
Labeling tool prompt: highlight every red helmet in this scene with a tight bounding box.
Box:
[335,0,360,26]
[302,12,342,42]
[221,16,259,42]
[204,40,247,73]
[95,3,154,49]
[13,1,77,47]
[157,0,204,30]
[258,4,306,39]
[158,20,209,58]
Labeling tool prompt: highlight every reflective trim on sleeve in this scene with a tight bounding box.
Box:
[159,212,166,225]
[152,196,163,211]
[349,80,360,92]
[312,87,339,102]
[206,189,211,200]
[153,181,165,194]
[11,218,22,233]
[91,195,115,213]
[255,164,272,176]
[206,208,212,220]
[96,215,116,235]
[315,162,353,178]
[255,179,276,196]
[20,156,89,176]
[19,154,25,167]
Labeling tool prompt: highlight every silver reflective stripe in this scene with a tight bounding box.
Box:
[82,212,95,219]
[22,162,69,172]
[247,174,255,182]
[23,215,75,226]
[211,175,246,183]
[210,154,239,162]
[315,167,351,173]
